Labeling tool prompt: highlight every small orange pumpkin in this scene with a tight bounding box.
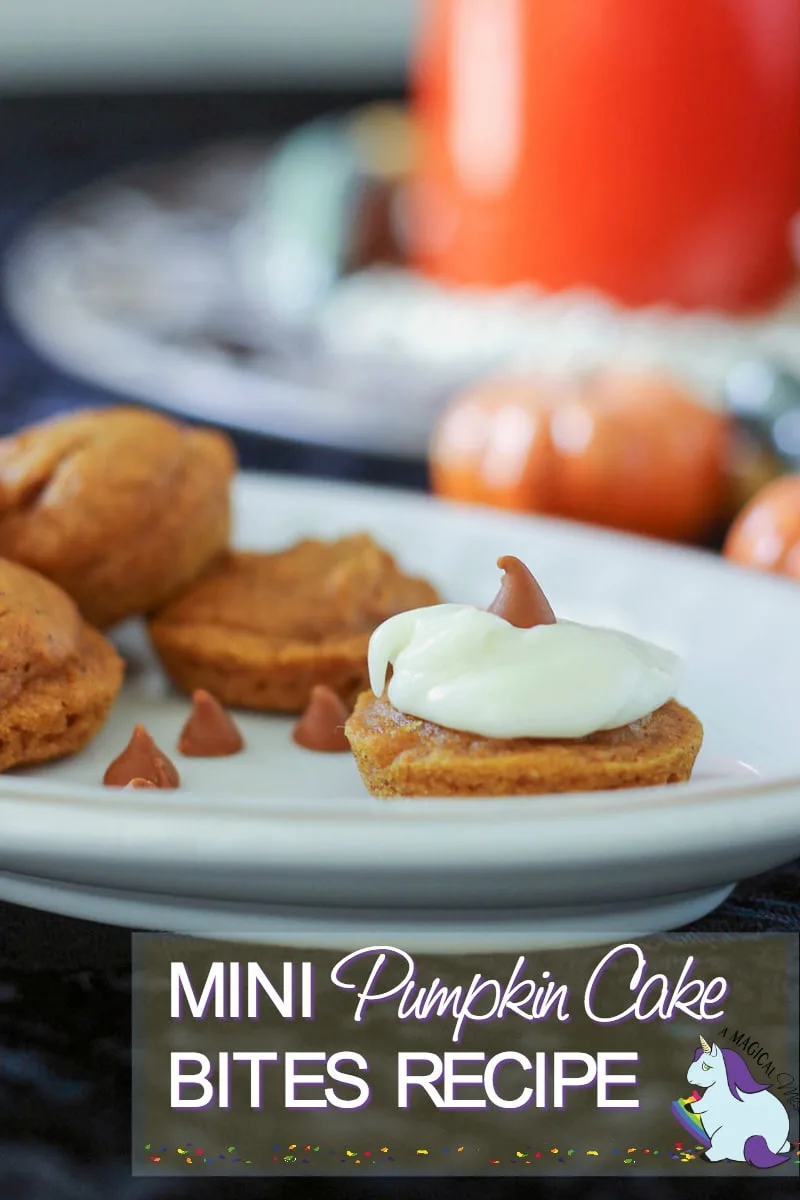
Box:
[723,473,800,579]
[429,370,732,543]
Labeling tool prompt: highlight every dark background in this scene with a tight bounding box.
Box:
[0,90,798,1199]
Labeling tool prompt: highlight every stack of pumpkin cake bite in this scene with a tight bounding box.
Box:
[0,405,701,798]
[0,405,440,782]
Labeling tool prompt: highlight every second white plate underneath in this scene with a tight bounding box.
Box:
[0,869,734,953]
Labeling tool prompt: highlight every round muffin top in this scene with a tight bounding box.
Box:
[149,534,440,646]
[0,556,84,705]
[0,406,236,628]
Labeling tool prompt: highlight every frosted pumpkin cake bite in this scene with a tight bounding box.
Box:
[345,556,702,798]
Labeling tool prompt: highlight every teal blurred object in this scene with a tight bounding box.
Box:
[236,104,410,324]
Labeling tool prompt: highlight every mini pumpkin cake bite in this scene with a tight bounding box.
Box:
[0,558,123,773]
[147,533,440,712]
[345,556,703,798]
[0,406,236,629]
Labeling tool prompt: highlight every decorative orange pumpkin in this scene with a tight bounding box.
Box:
[723,474,800,579]
[429,371,733,542]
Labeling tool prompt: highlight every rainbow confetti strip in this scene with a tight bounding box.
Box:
[140,1138,800,1168]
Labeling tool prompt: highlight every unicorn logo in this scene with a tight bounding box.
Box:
[673,1035,791,1168]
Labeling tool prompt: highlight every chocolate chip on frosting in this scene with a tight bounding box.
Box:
[124,777,158,790]
[487,555,556,628]
[292,685,351,753]
[103,724,180,788]
[178,689,244,757]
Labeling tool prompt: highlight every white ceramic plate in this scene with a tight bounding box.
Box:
[0,472,798,950]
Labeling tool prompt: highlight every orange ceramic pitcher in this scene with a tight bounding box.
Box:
[410,0,800,312]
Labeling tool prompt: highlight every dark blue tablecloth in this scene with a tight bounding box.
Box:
[0,92,797,1199]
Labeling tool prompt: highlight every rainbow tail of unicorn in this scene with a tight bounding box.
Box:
[743,1135,791,1169]
[670,1096,710,1148]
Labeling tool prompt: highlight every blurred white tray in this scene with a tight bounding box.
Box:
[6,140,800,459]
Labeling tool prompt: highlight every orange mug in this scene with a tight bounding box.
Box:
[410,0,800,312]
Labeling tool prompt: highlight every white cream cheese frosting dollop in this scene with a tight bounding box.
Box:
[368,604,682,739]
